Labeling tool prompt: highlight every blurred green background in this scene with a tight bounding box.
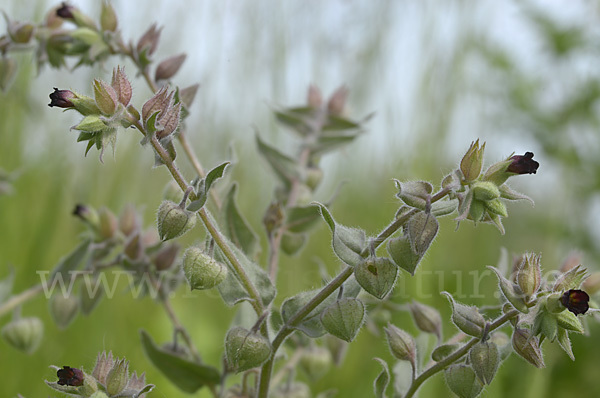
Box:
[2,0,600,397]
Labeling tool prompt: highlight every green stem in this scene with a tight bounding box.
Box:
[257,205,427,398]
[0,283,44,319]
[147,132,265,315]
[403,308,520,398]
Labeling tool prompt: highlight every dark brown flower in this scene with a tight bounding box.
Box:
[507,152,539,175]
[57,366,84,386]
[56,3,75,19]
[48,88,75,108]
[560,289,590,315]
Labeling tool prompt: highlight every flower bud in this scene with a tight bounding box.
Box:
[384,324,416,365]
[307,85,323,108]
[488,266,528,313]
[93,79,118,115]
[155,53,187,81]
[111,66,132,107]
[73,204,100,228]
[299,346,332,381]
[516,253,542,299]
[183,247,228,290]
[1,317,43,354]
[8,22,35,44]
[225,327,272,373]
[409,300,442,339]
[56,4,97,29]
[442,292,485,337]
[471,181,499,201]
[106,358,129,396]
[469,199,485,222]
[98,207,118,240]
[532,307,557,341]
[118,204,140,237]
[123,233,143,260]
[180,84,200,107]
[100,1,118,32]
[142,86,173,125]
[320,297,365,342]
[354,257,399,299]
[152,243,179,271]
[512,328,545,368]
[156,102,181,139]
[327,85,348,116]
[460,140,485,182]
[444,364,484,398]
[49,293,79,329]
[156,200,197,241]
[136,23,161,57]
[484,198,508,218]
[469,341,499,385]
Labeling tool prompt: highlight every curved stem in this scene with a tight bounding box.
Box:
[146,132,264,315]
[403,308,520,398]
[257,204,429,397]
[0,283,44,319]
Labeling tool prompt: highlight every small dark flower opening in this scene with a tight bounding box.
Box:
[560,289,590,315]
[507,152,539,175]
[57,366,84,386]
[56,3,75,19]
[72,204,89,219]
[48,88,75,108]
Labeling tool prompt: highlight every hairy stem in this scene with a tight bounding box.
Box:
[146,132,265,315]
[403,308,520,398]
[0,283,44,319]
[257,204,429,397]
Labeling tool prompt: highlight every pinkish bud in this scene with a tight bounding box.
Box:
[307,85,323,108]
[327,86,348,116]
[111,67,132,106]
[137,23,161,56]
[155,53,187,81]
[142,85,172,123]
[156,102,181,139]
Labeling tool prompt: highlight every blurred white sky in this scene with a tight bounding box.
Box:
[1,0,598,182]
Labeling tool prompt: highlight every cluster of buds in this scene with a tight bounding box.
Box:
[454,140,539,234]
[46,351,154,398]
[48,66,133,160]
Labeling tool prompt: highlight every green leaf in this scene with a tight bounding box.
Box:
[215,235,276,307]
[285,204,322,233]
[373,358,390,398]
[140,330,220,393]
[556,327,575,360]
[281,289,337,337]
[222,183,261,259]
[49,239,92,283]
[256,132,301,187]
[312,133,361,156]
[273,106,315,136]
[315,202,367,267]
[488,266,529,313]
[0,267,15,305]
[187,162,230,212]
